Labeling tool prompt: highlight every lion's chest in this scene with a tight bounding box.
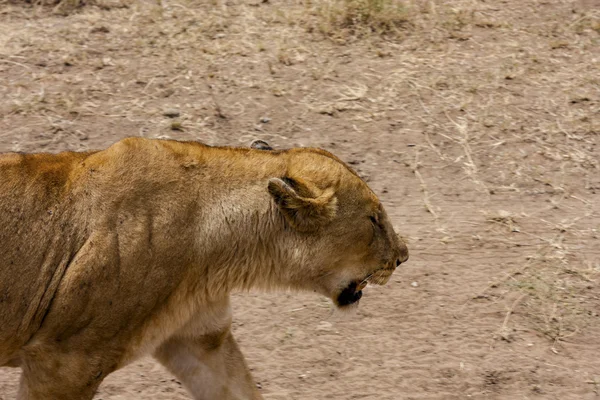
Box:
[118,292,232,367]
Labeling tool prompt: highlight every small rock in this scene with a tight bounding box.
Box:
[411,281,419,287]
[163,109,180,118]
[316,321,333,332]
[160,88,176,98]
[260,117,271,123]
[91,26,110,34]
[318,106,336,116]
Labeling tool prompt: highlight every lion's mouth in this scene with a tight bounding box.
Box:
[337,281,364,306]
[336,268,395,307]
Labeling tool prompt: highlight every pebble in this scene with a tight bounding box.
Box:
[163,109,180,118]
[411,281,419,287]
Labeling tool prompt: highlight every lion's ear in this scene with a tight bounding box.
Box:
[250,139,273,150]
[268,177,337,232]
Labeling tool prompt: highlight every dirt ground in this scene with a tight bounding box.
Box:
[1,0,599,399]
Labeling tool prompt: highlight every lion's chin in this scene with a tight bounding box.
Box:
[336,281,364,307]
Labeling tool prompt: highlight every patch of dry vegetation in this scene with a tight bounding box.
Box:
[5,0,129,14]
[307,0,412,37]
[495,231,598,346]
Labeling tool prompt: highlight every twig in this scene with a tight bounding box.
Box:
[0,59,31,70]
[412,149,439,220]
[207,83,227,119]
[424,131,447,161]
[500,293,527,334]
[454,254,540,318]
[443,110,491,194]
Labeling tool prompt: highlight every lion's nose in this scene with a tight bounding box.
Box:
[396,239,409,266]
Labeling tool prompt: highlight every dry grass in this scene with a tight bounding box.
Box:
[4,0,130,14]
[307,0,412,37]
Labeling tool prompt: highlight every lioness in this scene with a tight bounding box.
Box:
[0,137,408,400]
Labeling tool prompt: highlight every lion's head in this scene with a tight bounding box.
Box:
[265,146,409,308]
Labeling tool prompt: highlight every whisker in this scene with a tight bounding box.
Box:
[360,273,374,285]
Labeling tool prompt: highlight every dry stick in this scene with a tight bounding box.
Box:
[486,219,556,245]
[207,83,227,119]
[454,249,543,319]
[53,0,82,13]
[410,84,449,162]
[412,148,439,220]
[424,130,448,161]
[456,214,579,320]
[0,59,31,70]
[443,110,491,195]
[500,292,528,337]
[443,112,478,172]
[335,83,368,102]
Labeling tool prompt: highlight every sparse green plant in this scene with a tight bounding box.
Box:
[170,121,184,131]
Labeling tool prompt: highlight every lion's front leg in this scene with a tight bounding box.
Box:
[16,351,103,400]
[154,327,262,400]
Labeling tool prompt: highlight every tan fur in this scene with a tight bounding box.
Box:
[0,137,408,400]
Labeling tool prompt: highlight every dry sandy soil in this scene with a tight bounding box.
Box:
[1,0,599,398]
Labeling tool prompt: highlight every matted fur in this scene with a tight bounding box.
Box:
[0,137,408,400]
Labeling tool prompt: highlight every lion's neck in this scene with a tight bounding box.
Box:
[190,186,299,299]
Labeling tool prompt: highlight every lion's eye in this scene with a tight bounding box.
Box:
[368,216,379,244]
